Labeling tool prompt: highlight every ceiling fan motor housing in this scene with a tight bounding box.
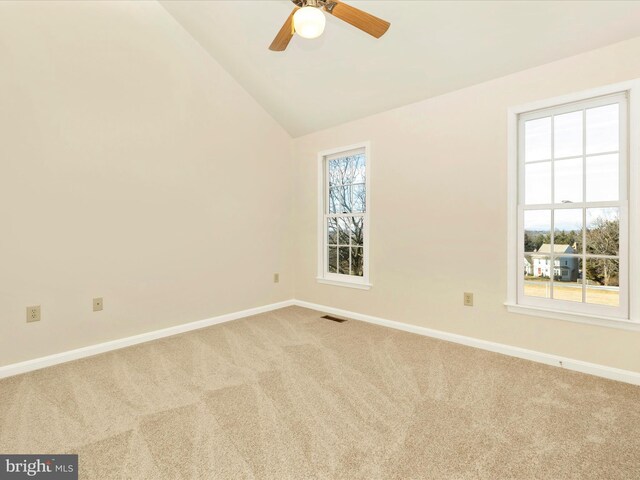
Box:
[292,0,337,13]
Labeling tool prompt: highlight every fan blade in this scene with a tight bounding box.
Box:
[269,7,298,51]
[327,1,390,38]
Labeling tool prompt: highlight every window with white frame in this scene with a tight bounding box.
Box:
[317,143,370,288]
[514,90,633,321]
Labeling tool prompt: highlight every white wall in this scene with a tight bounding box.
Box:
[0,1,294,366]
[293,37,640,373]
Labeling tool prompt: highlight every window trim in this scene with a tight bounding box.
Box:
[506,80,640,329]
[317,141,371,289]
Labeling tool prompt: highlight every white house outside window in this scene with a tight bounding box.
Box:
[507,82,640,329]
[317,143,371,289]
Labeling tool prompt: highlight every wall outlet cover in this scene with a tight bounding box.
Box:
[464,292,474,307]
[27,305,41,323]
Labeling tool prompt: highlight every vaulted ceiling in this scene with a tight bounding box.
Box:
[160,1,640,137]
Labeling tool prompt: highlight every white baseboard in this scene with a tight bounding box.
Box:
[293,300,640,386]
[0,300,295,379]
[3,298,639,386]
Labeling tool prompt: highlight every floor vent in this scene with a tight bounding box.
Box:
[322,315,347,323]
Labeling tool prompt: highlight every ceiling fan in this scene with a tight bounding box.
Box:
[269,0,390,51]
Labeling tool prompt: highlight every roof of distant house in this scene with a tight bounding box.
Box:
[535,244,575,254]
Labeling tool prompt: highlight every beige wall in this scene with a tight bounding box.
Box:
[0,1,294,366]
[293,37,640,373]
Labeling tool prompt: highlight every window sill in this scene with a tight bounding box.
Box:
[504,302,640,331]
[316,277,372,290]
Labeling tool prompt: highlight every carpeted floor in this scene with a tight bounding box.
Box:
[1,306,639,479]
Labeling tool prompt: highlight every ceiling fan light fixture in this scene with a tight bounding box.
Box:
[293,6,326,39]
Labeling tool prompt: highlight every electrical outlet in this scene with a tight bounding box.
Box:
[273,273,280,283]
[93,297,103,312]
[463,292,474,307]
[26,305,41,323]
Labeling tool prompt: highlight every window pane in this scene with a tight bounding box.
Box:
[525,117,551,162]
[349,216,364,246]
[344,158,356,184]
[551,255,579,281]
[352,184,366,213]
[329,186,352,214]
[524,210,550,253]
[586,154,619,202]
[554,209,583,254]
[586,104,619,155]
[585,258,619,306]
[329,154,366,186]
[524,254,551,298]
[328,159,340,187]
[586,208,619,255]
[338,247,350,274]
[328,187,338,213]
[554,110,582,158]
[328,247,337,273]
[351,247,363,276]
[554,158,582,204]
[525,162,551,205]
[327,218,337,245]
[337,217,350,245]
[353,155,366,183]
[328,158,348,187]
[553,257,582,302]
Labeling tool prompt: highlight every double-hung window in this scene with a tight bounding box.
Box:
[508,82,640,327]
[317,143,370,289]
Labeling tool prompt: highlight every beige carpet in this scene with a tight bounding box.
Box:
[1,306,639,479]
